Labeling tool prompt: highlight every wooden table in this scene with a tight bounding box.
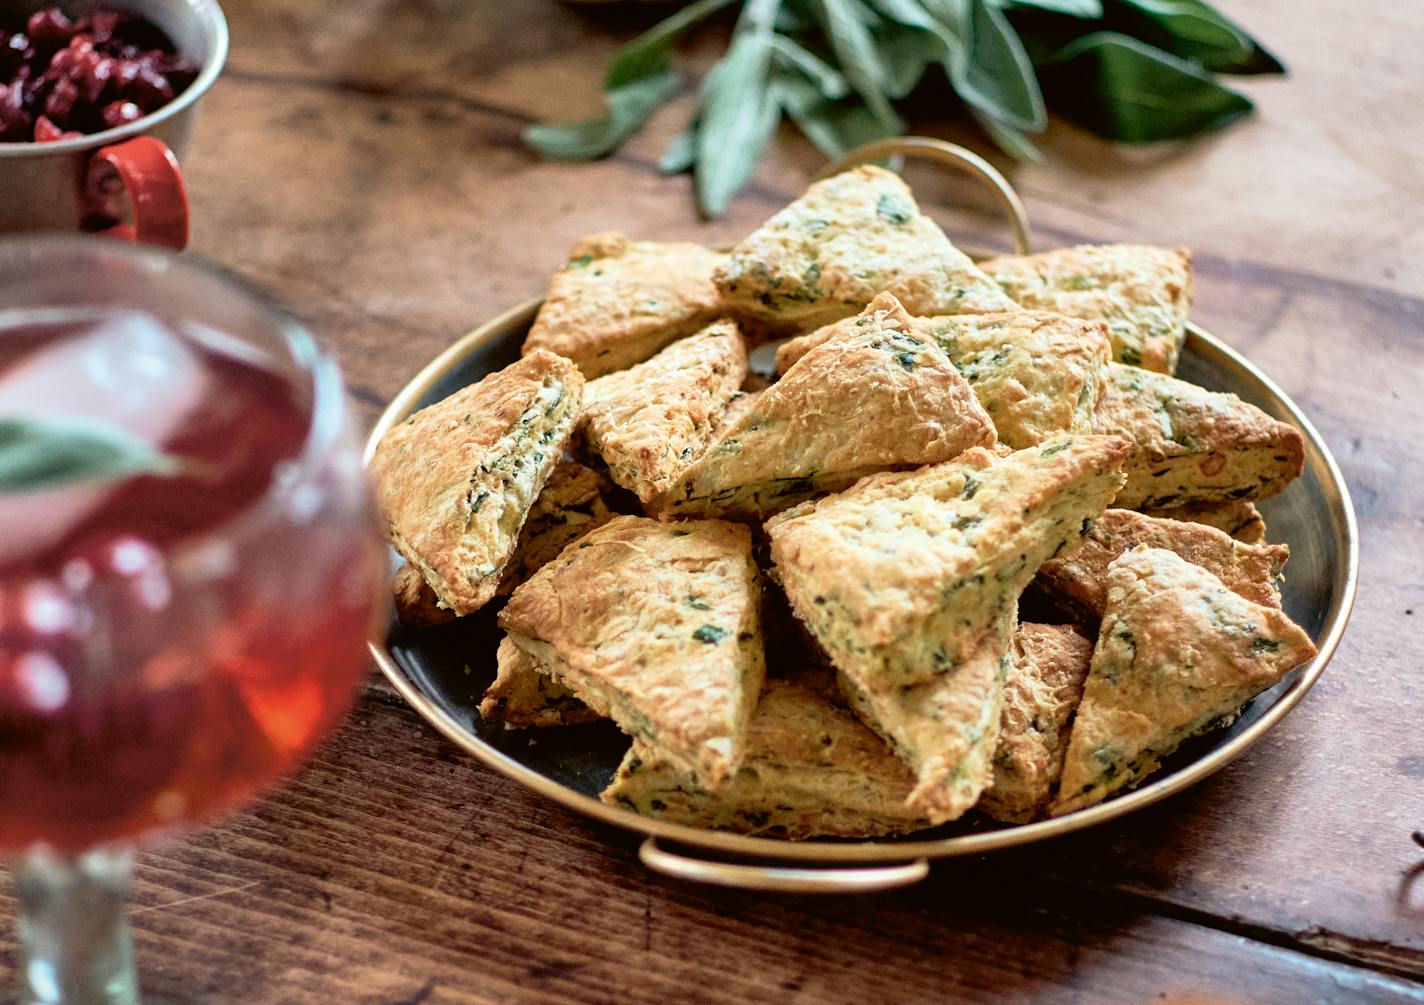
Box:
[5,1,1424,1001]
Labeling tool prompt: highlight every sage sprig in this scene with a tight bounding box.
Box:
[527,0,1282,216]
[0,416,185,494]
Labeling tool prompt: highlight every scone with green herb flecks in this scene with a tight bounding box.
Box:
[480,637,600,729]
[978,623,1094,824]
[601,679,932,839]
[835,608,1015,823]
[579,321,747,504]
[371,349,583,616]
[1095,363,1305,510]
[767,435,1130,693]
[779,310,1114,449]
[715,166,1015,333]
[1038,508,1289,621]
[1051,546,1317,816]
[1143,499,1267,544]
[656,293,997,520]
[523,232,725,378]
[499,515,764,789]
[979,244,1192,373]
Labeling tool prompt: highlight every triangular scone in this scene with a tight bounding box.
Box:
[579,321,747,504]
[978,623,1094,824]
[479,637,600,729]
[523,233,725,378]
[371,349,583,616]
[767,436,1130,691]
[1143,500,1267,544]
[1052,546,1318,816]
[836,610,1015,823]
[499,516,764,788]
[715,166,1015,332]
[978,244,1192,373]
[657,294,997,520]
[1039,508,1288,621]
[602,680,931,839]
[1095,363,1305,510]
[392,561,455,628]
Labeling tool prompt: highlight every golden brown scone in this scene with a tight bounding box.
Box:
[480,637,601,728]
[979,244,1192,373]
[1052,546,1317,816]
[1095,363,1305,510]
[767,436,1129,692]
[835,610,1014,824]
[978,623,1094,823]
[657,294,997,520]
[578,321,747,504]
[499,515,764,789]
[715,166,1015,332]
[392,561,456,627]
[1039,508,1289,620]
[602,680,932,839]
[496,460,618,595]
[371,350,583,616]
[523,233,725,378]
[1143,499,1268,544]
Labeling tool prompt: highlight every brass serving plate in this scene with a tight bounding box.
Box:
[364,139,1358,892]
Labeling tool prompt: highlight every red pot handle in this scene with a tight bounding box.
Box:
[85,135,190,251]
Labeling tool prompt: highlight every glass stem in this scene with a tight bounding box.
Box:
[11,848,139,1005]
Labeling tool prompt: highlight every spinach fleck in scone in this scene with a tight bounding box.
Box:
[715,166,1015,332]
[1143,499,1267,544]
[776,311,1112,449]
[978,623,1094,824]
[480,637,600,729]
[1095,363,1305,510]
[979,244,1192,373]
[578,321,747,504]
[768,435,1130,692]
[1051,546,1317,816]
[602,680,931,839]
[1038,508,1289,621]
[835,610,1015,823]
[371,349,583,616]
[657,294,997,520]
[499,515,764,788]
[523,232,725,378]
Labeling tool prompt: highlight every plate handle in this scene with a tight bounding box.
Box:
[638,838,929,893]
[815,136,1032,256]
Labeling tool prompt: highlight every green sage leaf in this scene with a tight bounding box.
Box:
[951,0,1046,131]
[1039,30,1251,142]
[807,0,904,132]
[695,10,781,216]
[777,67,897,157]
[659,122,697,174]
[523,70,680,160]
[999,0,1102,16]
[874,21,949,98]
[769,34,849,99]
[606,0,739,88]
[971,108,1043,162]
[1106,0,1283,75]
[0,416,182,494]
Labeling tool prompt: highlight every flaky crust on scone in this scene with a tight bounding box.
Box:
[371,349,583,616]
[602,680,931,839]
[1052,546,1317,816]
[579,320,747,504]
[499,515,764,789]
[767,436,1129,692]
[979,244,1192,374]
[479,637,600,729]
[715,166,1015,332]
[836,610,1015,824]
[1143,499,1267,544]
[656,293,997,520]
[978,623,1094,823]
[1039,508,1288,621]
[523,232,726,378]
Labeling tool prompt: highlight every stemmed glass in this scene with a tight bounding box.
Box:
[0,237,387,1003]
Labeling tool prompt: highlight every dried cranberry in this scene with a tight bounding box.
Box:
[87,10,125,44]
[25,9,74,46]
[125,65,171,110]
[80,53,114,103]
[32,113,78,142]
[43,76,77,124]
[0,33,27,78]
[100,99,141,128]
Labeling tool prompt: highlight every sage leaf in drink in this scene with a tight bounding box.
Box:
[0,415,183,494]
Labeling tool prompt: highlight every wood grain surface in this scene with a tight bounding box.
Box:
[4,0,1424,1001]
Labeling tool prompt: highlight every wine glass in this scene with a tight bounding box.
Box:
[0,236,387,1003]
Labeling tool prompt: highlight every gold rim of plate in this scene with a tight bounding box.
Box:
[361,139,1360,889]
